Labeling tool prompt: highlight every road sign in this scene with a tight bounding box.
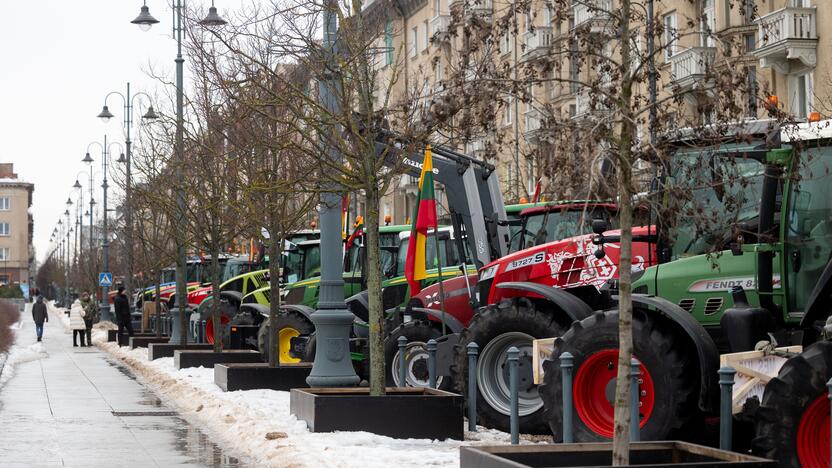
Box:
[99,272,113,287]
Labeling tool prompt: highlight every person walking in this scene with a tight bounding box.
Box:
[114,286,133,338]
[69,300,87,347]
[80,292,98,347]
[31,295,48,342]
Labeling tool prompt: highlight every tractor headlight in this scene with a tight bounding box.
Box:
[479,264,498,282]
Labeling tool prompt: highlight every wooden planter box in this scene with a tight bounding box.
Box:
[214,362,312,392]
[128,336,171,349]
[459,441,776,468]
[115,332,156,346]
[290,387,463,440]
[147,343,213,361]
[174,349,263,369]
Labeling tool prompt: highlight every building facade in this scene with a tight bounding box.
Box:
[362,0,828,225]
[0,164,34,286]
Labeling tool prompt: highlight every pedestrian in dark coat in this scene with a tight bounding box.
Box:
[31,296,48,342]
[80,292,97,347]
[114,286,133,338]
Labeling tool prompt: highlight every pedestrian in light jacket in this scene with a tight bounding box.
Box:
[31,295,48,342]
[69,301,87,347]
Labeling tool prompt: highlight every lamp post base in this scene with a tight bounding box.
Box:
[100,301,113,323]
[167,308,192,345]
[306,308,360,388]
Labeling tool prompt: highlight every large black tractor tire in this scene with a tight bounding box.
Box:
[384,320,452,390]
[452,298,565,434]
[257,309,315,364]
[539,309,698,442]
[752,341,832,468]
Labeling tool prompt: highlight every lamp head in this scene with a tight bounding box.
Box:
[117,153,127,164]
[142,105,159,120]
[82,153,94,164]
[64,209,69,216]
[131,4,159,31]
[66,197,73,207]
[73,179,82,189]
[200,5,227,27]
[97,105,115,123]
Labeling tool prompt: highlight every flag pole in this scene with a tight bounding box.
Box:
[432,227,447,337]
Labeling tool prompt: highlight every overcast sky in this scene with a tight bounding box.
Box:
[0,1,226,264]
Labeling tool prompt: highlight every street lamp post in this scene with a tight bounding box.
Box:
[98,84,157,306]
[131,0,226,345]
[84,136,121,322]
[64,210,71,305]
[306,0,360,387]
[65,197,73,297]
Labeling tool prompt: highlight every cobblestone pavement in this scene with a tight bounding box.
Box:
[0,304,243,467]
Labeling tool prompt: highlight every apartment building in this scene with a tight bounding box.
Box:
[0,164,34,286]
[364,0,828,224]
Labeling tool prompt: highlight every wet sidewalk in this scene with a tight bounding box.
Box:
[0,304,243,467]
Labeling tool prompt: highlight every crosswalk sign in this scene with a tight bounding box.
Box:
[99,272,113,287]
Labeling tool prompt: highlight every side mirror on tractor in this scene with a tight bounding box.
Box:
[591,218,609,235]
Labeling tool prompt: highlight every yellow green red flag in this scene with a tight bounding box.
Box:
[404,145,438,295]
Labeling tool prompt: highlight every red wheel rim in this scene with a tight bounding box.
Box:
[573,349,655,438]
[205,316,230,345]
[797,394,830,468]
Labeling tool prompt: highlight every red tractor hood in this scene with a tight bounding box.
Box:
[481,226,656,305]
[187,285,213,306]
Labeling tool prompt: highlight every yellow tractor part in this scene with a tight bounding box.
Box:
[278,327,301,364]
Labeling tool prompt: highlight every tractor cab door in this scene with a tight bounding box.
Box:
[782,144,832,320]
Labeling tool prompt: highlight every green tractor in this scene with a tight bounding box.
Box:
[509,120,832,466]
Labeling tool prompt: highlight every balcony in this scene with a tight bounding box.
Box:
[430,15,451,38]
[449,0,492,17]
[754,6,817,75]
[572,88,610,121]
[523,109,546,142]
[522,27,553,61]
[572,0,612,34]
[669,47,716,92]
[465,136,492,158]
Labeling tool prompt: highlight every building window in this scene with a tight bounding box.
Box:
[411,27,418,58]
[385,21,394,65]
[701,0,715,47]
[744,33,756,53]
[0,248,10,261]
[0,223,9,237]
[0,198,9,211]
[792,73,813,119]
[663,12,678,60]
[744,0,756,24]
[504,95,514,125]
[543,3,553,25]
[434,0,441,17]
[500,32,513,55]
[746,66,758,118]
[422,20,429,50]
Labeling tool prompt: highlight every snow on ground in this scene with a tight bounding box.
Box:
[93,329,542,468]
[0,327,48,387]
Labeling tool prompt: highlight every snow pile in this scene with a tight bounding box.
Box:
[96,338,538,468]
[0,340,48,387]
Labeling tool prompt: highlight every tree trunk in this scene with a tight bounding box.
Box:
[612,0,634,464]
[267,232,283,368]
[155,273,162,338]
[211,244,222,353]
[364,183,385,396]
[211,245,222,352]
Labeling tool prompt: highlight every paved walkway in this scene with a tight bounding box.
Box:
[0,304,242,468]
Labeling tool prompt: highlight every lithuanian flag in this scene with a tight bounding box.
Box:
[404,145,438,295]
[346,216,364,249]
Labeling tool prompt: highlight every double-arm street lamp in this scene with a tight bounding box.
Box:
[97,85,157,303]
[130,0,226,344]
[84,136,123,322]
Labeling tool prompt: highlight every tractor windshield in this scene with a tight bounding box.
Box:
[301,244,322,280]
[519,205,617,250]
[667,149,765,260]
[395,232,459,277]
[221,260,253,283]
